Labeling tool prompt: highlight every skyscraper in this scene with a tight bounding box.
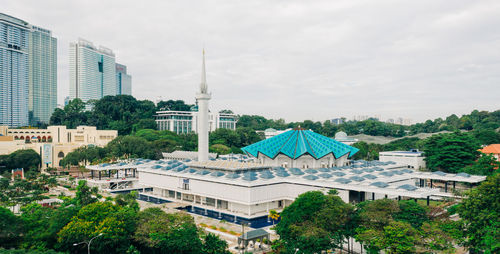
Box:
[29,25,57,125]
[115,63,132,95]
[69,38,116,104]
[0,13,30,127]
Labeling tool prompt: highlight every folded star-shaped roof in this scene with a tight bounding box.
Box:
[242,129,359,160]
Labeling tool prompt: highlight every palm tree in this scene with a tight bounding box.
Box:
[268,209,280,225]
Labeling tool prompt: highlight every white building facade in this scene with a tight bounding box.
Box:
[379,150,426,169]
[155,110,237,134]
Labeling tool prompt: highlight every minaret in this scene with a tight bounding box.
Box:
[196,50,211,162]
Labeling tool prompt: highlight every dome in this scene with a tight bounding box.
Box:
[265,128,277,132]
[335,131,348,139]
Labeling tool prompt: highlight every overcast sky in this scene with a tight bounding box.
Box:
[3,0,500,123]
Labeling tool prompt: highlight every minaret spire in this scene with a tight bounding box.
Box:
[196,49,211,162]
[200,49,208,94]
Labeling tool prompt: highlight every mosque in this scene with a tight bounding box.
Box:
[87,51,486,228]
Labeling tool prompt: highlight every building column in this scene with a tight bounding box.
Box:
[426,196,430,206]
[372,192,375,200]
[445,181,448,193]
[266,202,270,222]
[430,179,433,188]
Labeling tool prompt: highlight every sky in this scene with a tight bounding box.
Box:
[2,0,500,123]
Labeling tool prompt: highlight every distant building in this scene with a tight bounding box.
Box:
[115,63,131,95]
[155,110,237,134]
[330,118,344,125]
[28,25,57,125]
[480,144,500,162]
[379,149,426,169]
[69,38,116,104]
[334,131,358,145]
[395,117,412,126]
[386,118,395,124]
[261,128,291,139]
[0,125,117,168]
[0,13,30,127]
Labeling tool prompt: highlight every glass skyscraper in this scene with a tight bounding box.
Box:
[115,63,132,95]
[0,13,30,127]
[69,38,116,104]
[29,25,57,125]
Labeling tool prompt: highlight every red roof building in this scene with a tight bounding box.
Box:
[480,144,500,162]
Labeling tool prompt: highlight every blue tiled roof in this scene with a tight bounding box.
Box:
[241,129,359,160]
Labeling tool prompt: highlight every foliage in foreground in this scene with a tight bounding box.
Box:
[0,180,230,254]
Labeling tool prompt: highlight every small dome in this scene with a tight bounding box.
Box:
[335,131,348,139]
[265,128,277,132]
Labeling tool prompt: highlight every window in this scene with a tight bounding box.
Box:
[98,62,103,72]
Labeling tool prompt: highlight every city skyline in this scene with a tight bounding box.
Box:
[2,0,500,123]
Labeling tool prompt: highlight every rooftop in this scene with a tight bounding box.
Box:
[242,129,359,160]
[480,144,500,154]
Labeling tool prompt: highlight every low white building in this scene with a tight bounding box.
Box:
[124,158,484,228]
[155,110,237,134]
[379,150,426,169]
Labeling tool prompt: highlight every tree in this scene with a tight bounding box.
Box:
[4,149,41,171]
[20,203,78,251]
[457,173,500,253]
[201,233,230,254]
[394,200,428,228]
[57,201,137,254]
[275,191,353,253]
[106,135,156,159]
[0,206,23,248]
[464,153,500,176]
[134,209,202,253]
[381,221,417,254]
[209,144,231,155]
[156,100,193,111]
[268,209,280,225]
[74,180,100,207]
[423,132,480,173]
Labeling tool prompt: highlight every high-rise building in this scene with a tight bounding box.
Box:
[330,117,344,125]
[115,63,131,95]
[28,25,57,125]
[0,13,30,127]
[69,38,116,104]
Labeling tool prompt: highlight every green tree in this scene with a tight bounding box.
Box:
[74,180,100,207]
[20,203,78,251]
[394,200,428,228]
[464,153,500,176]
[201,233,230,254]
[106,135,156,159]
[457,173,500,253]
[5,149,41,171]
[134,209,202,254]
[423,132,480,173]
[57,201,137,254]
[209,144,231,155]
[381,221,417,254]
[0,206,23,248]
[275,191,353,253]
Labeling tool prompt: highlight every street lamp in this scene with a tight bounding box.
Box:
[73,233,103,254]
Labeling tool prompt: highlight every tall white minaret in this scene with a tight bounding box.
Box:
[196,49,211,162]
